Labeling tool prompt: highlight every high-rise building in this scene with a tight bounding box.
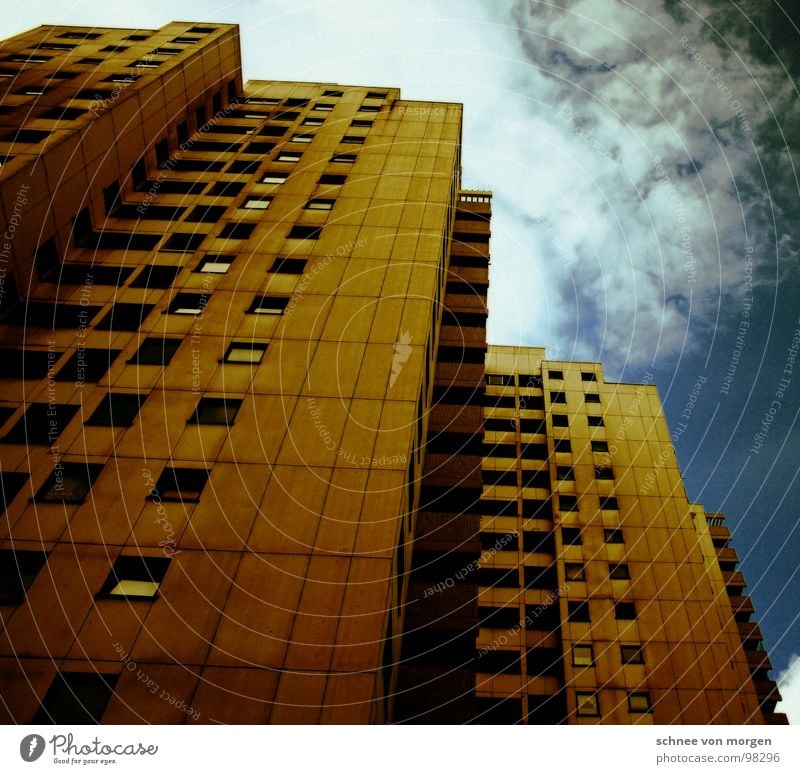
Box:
[0,22,785,725]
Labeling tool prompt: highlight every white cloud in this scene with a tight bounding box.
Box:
[775,652,800,724]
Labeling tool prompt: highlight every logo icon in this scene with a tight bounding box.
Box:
[390,331,413,388]
[20,734,45,762]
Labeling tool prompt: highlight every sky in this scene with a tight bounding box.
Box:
[1,0,798,720]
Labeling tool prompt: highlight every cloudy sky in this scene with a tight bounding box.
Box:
[2,0,798,720]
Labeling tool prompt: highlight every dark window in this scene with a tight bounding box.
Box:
[0,549,47,605]
[604,528,624,544]
[208,181,245,197]
[227,160,260,174]
[350,119,373,128]
[58,31,101,40]
[223,342,267,364]
[283,97,309,107]
[479,606,520,629]
[85,393,144,427]
[476,568,519,588]
[248,295,289,315]
[615,601,637,620]
[550,391,566,404]
[3,403,79,445]
[581,372,598,382]
[340,135,365,144]
[524,604,560,631]
[551,414,568,427]
[365,91,387,99]
[476,649,522,675]
[482,470,517,487]
[358,104,381,112]
[609,563,630,580]
[522,530,554,553]
[36,462,103,503]
[32,672,118,724]
[479,532,519,551]
[190,397,242,425]
[620,645,644,664]
[548,370,564,379]
[568,601,591,622]
[168,159,224,172]
[185,205,227,223]
[269,257,307,274]
[562,527,581,545]
[195,104,207,127]
[322,89,343,97]
[130,265,181,289]
[556,466,574,481]
[1,127,49,143]
[212,92,222,113]
[554,439,571,453]
[595,465,614,480]
[565,563,585,581]
[522,498,552,519]
[585,393,601,403]
[95,303,155,332]
[287,225,321,240]
[167,293,207,315]
[587,415,604,427]
[245,141,276,154]
[99,554,171,599]
[591,440,609,453]
[56,348,121,383]
[162,232,205,252]
[177,121,189,145]
[153,467,210,503]
[40,106,84,120]
[523,565,557,590]
[155,138,169,168]
[600,496,619,510]
[0,348,60,378]
[219,222,256,240]
[130,337,181,365]
[258,125,286,137]
[559,495,578,512]
[1,471,29,514]
[521,469,550,488]
[576,692,599,717]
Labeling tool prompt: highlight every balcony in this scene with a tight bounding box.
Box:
[715,547,739,563]
[753,679,781,712]
[745,650,773,672]
[728,595,754,620]
[737,620,763,643]
[723,570,746,593]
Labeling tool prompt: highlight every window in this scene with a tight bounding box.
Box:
[615,601,637,620]
[269,257,307,274]
[195,104,207,127]
[604,528,624,544]
[628,693,651,713]
[365,91,387,99]
[244,97,280,106]
[581,372,598,382]
[554,439,572,453]
[587,415,604,427]
[487,374,510,386]
[99,554,171,599]
[3,403,80,445]
[130,265,182,289]
[283,97,309,107]
[358,103,380,112]
[56,348,121,383]
[609,563,630,580]
[585,393,601,403]
[241,195,272,210]
[572,645,593,667]
[36,462,103,503]
[208,181,245,197]
[2,129,49,144]
[162,232,205,252]
[305,198,334,210]
[128,58,161,69]
[33,672,118,724]
[350,119,373,128]
[302,117,324,126]
[1,471,29,514]
[153,466,210,503]
[244,141,275,154]
[190,397,242,425]
[248,295,289,315]
[261,171,288,184]
[330,153,356,163]
[595,465,614,480]
[600,496,619,510]
[219,222,256,240]
[568,601,590,622]
[185,205,227,223]
[551,414,568,427]
[559,494,578,512]
[196,254,235,274]
[290,133,314,143]
[227,160,260,174]
[576,692,599,717]
[591,440,609,453]
[313,102,335,111]
[130,337,181,365]
[41,106,85,121]
[19,86,46,96]
[223,342,267,364]
[318,173,346,185]
[565,563,585,582]
[621,645,644,664]
[85,393,144,427]
[548,370,564,379]
[0,549,47,605]
[340,135,365,144]
[287,224,321,239]
[275,152,301,162]
[549,391,566,404]
[322,89,344,97]
[167,293,207,315]
[562,527,581,545]
[556,466,574,481]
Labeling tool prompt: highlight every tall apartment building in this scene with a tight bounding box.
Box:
[0,22,785,725]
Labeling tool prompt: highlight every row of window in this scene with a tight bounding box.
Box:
[487,370,599,387]
[576,690,651,716]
